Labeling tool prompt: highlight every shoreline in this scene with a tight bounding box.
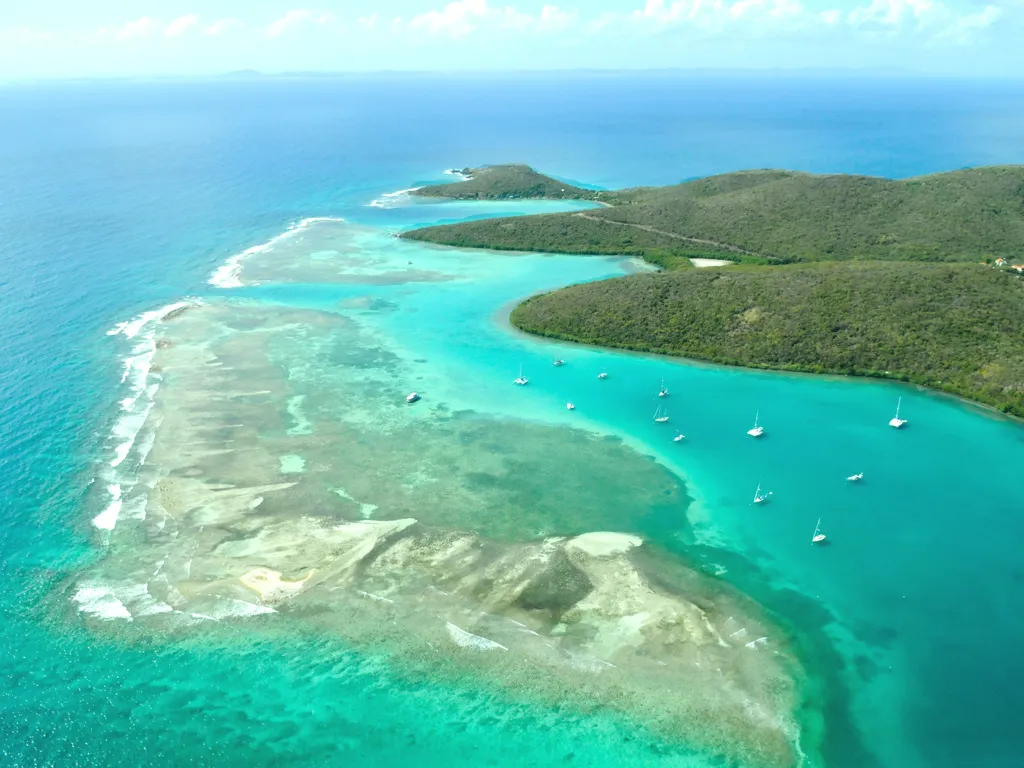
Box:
[507,319,1024,425]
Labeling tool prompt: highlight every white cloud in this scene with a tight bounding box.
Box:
[165,15,199,38]
[266,9,338,37]
[204,18,241,36]
[267,10,312,37]
[820,8,842,23]
[114,17,158,41]
[406,1,578,36]
[409,0,492,37]
[538,5,577,31]
[0,26,54,43]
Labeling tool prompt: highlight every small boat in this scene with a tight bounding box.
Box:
[597,372,608,380]
[566,402,575,411]
[753,483,772,504]
[553,359,565,367]
[812,518,827,544]
[846,472,864,482]
[405,392,421,404]
[747,410,765,438]
[654,405,670,424]
[658,378,669,398]
[673,432,685,443]
[513,364,528,386]
[889,397,907,428]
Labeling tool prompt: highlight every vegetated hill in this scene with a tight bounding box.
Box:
[406,165,1024,264]
[401,213,755,270]
[511,262,1024,417]
[410,164,597,201]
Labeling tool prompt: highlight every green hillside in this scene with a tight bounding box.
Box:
[511,262,1024,417]
[406,165,1024,264]
[411,164,596,201]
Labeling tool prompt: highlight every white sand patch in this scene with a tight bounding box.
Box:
[240,567,313,603]
[566,532,643,557]
[689,258,734,268]
[278,454,306,474]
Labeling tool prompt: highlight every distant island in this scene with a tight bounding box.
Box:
[411,164,599,202]
[404,164,1024,417]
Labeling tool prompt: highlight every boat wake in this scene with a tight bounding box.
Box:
[207,216,346,288]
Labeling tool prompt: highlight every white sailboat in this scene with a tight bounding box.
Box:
[747,410,765,438]
[566,402,575,411]
[812,518,827,544]
[889,397,907,428]
[673,432,685,442]
[553,359,565,367]
[597,372,608,380]
[513,364,528,386]
[654,405,670,423]
[658,378,670,397]
[846,472,864,482]
[753,483,772,504]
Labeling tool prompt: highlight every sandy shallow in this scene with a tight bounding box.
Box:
[76,222,814,767]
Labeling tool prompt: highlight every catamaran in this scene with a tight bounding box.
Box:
[513,365,528,386]
[553,359,565,367]
[673,432,685,442]
[753,483,772,504]
[597,372,608,380]
[747,410,765,438]
[654,405,670,423]
[846,472,864,482]
[889,397,907,428]
[812,518,827,544]
[566,402,575,411]
[658,378,669,397]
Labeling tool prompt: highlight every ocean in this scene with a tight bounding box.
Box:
[1,73,1023,767]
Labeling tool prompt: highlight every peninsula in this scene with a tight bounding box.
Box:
[404,165,1024,416]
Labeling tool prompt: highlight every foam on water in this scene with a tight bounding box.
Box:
[207,216,346,288]
[368,187,424,208]
[73,585,133,621]
[445,622,508,652]
[92,484,122,530]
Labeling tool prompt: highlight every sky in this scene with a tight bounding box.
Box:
[0,0,1020,79]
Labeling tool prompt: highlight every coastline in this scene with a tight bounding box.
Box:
[505,316,1024,425]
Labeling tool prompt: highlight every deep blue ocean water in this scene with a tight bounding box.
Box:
[2,74,1024,766]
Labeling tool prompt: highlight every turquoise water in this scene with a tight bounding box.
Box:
[2,75,1024,766]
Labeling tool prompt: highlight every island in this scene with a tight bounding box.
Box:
[411,163,599,201]
[403,165,1024,417]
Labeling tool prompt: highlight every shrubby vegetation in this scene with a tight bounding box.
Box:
[408,165,1024,264]
[406,164,1024,415]
[401,213,757,269]
[411,164,596,201]
[511,262,1024,417]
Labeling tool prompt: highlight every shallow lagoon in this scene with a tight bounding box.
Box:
[80,200,1024,768]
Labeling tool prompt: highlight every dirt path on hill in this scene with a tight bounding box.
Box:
[574,212,773,260]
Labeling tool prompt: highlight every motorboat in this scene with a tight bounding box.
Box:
[406,392,421,404]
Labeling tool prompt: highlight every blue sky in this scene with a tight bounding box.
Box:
[0,0,1019,78]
